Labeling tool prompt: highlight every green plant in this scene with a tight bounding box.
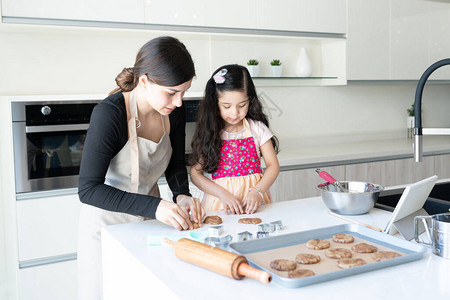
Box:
[407,103,415,117]
[270,59,282,66]
[247,59,259,66]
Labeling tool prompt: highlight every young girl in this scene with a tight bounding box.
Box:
[190,64,280,215]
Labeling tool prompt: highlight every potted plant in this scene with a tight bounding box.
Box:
[270,59,282,77]
[246,59,260,77]
[406,103,415,139]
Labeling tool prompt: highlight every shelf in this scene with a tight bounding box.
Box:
[251,76,343,87]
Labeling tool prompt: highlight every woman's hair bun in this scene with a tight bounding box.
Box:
[114,67,136,92]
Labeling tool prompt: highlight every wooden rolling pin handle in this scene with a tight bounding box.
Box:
[161,238,175,247]
[366,224,382,232]
[237,262,272,284]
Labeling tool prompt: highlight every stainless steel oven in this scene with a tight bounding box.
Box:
[12,100,99,193]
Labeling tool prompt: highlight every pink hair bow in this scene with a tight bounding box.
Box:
[213,68,227,84]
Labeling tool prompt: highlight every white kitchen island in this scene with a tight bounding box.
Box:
[102,197,450,300]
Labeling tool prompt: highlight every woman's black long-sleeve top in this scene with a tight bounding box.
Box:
[78,92,190,219]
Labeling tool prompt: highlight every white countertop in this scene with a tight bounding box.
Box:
[276,135,450,168]
[101,197,450,299]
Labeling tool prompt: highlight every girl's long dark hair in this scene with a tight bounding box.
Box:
[190,64,279,173]
[109,36,195,95]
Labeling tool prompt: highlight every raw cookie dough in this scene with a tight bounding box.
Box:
[371,251,401,261]
[306,239,331,250]
[295,253,321,264]
[351,243,378,253]
[337,258,366,269]
[203,216,223,225]
[332,233,355,243]
[325,248,353,259]
[270,259,297,271]
[238,218,262,224]
[288,269,315,278]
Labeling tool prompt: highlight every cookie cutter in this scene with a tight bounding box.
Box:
[237,231,253,242]
[270,220,284,231]
[256,231,270,239]
[204,234,233,249]
[257,223,275,233]
[208,225,224,237]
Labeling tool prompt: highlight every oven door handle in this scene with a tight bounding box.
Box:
[25,124,89,133]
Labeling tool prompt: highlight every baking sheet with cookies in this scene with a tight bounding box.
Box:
[229,224,427,288]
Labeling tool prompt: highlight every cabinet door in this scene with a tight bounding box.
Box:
[18,260,77,300]
[271,166,345,202]
[347,0,390,80]
[144,0,257,29]
[16,193,80,261]
[390,0,429,80]
[434,154,450,180]
[427,1,450,80]
[257,0,346,34]
[1,0,144,23]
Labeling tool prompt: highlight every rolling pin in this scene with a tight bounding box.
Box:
[162,238,271,284]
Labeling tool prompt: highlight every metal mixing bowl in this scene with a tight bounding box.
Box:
[317,181,384,215]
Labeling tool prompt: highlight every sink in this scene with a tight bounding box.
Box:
[376,182,450,215]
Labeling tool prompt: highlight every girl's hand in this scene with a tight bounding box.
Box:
[242,190,262,214]
[176,195,205,225]
[220,192,244,215]
[155,200,193,230]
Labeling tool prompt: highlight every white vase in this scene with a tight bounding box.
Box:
[270,65,282,77]
[246,65,260,77]
[295,47,312,77]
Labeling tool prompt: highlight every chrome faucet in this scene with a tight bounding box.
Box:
[414,58,450,162]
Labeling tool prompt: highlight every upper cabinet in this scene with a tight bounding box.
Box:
[2,0,346,35]
[256,0,347,34]
[347,0,450,80]
[1,0,145,23]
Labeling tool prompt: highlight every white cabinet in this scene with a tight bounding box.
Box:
[347,0,450,80]
[16,193,80,261]
[144,0,257,29]
[18,260,77,300]
[347,0,390,80]
[257,0,347,34]
[390,0,429,80]
[1,0,144,23]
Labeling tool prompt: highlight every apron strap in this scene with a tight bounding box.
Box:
[128,90,139,193]
[243,118,253,138]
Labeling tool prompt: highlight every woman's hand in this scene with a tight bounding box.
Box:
[242,190,262,214]
[155,200,193,230]
[176,195,205,224]
[220,191,244,215]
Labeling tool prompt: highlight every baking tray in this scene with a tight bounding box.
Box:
[229,224,427,288]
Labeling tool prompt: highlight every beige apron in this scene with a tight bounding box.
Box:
[77,91,172,300]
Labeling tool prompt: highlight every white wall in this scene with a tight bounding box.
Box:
[1,23,450,144]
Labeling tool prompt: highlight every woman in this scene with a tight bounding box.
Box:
[77,36,205,300]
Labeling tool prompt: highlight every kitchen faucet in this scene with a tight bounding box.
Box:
[414,58,450,162]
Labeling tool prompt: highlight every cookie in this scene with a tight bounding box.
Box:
[332,233,354,243]
[270,259,297,271]
[295,253,321,264]
[325,248,352,259]
[351,243,378,253]
[288,269,315,278]
[306,239,331,250]
[238,218,262,224]
[371,251,401,261]
[337,258,366,269]
[203,216,223,225]
[192,223,200,229]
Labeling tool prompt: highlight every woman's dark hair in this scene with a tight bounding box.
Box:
[190,64,279,173]
[109,36,195,95]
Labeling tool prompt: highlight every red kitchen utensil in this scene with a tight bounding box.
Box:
[315,169,350,192]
